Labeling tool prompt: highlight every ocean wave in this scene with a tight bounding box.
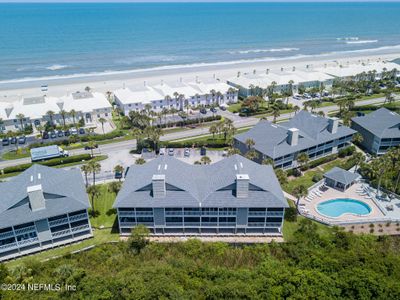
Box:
[230,48,299,54]
[2,44,400,86]
[115,55,186,65]
[46,64,69,71]
[337,37,359,41]
[346,40,378,45]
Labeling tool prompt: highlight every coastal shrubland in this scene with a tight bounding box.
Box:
[2,219,400,299]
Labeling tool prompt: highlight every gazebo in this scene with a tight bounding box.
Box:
[323,167,360,191]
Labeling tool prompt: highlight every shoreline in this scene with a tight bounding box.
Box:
[1,49,400,101]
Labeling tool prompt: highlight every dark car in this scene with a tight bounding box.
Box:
[79,128,85,135]
[64,130,70,136]
[200,108,207,114]
[57,130,64,137]
[50,131,57,139]
[17,136,26,144]
[210,107,217,113]
[2,138,9,146]
[114,171,123,180]
[10,137,17,144]
[219,106,227,111]
[42,132,49,139]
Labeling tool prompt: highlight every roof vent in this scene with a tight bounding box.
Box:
[236,174,249,198]
[27,184,46,212]
[152,174,166,198]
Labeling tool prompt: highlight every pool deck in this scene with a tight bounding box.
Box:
[299,183,385,225]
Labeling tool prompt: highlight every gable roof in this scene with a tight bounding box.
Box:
[324,167,360,186]
[0,165,90,228]
[235,111,356,159]
[114,155,288,209]
[351,108,400,138]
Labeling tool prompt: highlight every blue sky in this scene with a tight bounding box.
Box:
[1,0,399,2]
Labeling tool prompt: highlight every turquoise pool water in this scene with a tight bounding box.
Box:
[317,198,371,218]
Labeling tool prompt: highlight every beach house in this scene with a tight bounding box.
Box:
[351,108,400,154]
[113,155,288,236]
[234,111,356,169]
[0,165,92,261]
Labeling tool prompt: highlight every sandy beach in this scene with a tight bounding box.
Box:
[1,49,399,102]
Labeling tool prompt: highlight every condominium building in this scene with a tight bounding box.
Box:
[351,108,400,154]
[113,79,238,115]
[234,111,356,169]
[0,91,112,132]
[0,165,92,261]
[113,155,288,236]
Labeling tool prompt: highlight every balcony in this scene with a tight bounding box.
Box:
[267,212,284,217]
[266,223,282,227]
[119,222,136,227]
[135,212,153,216]
[248,212,266,216]
[248,222,265,227]
[18,237,39,246]
[165,222,184,227]
[48,217,69,227]
[0,231,14,240]
[218,222,236,227]
[69,213,88,222]
[118,211,135,217]
[14,225,36,236]
[0,242,18,253]
[52,229,71,238]
[71,224,90,233]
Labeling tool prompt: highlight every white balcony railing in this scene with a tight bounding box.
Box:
[0,242,18,252]
[71,224,90,233]
[52,229,71,238]
[18,237,39,246]
[48,217,69,227]
[14,226,36,236]
[0,231,14,240]
[69,213,88,222]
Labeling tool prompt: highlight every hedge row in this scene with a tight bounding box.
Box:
[350,104,400,112]
[161,139,229,149]
[155,115,222,128]
[2,154,92,174]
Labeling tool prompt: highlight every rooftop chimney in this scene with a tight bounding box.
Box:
[152,174,166,198]
[27,184,46,212]
[287,128,299,146]
[328,117,339,134]
[236,174,249,198]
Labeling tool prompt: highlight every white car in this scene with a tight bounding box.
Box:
[159,147,166,155]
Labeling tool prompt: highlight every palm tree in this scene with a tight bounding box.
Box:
[352,132,364,145]
[114,165,124,181]
[352,152,364,173]
[209,125,218,140]
[293,184,308,212]
[135,158,146,165]
[317,111,325,117]
[46,110,55,125]
[245,138,255,150]
[87,185,100,215]
[165,95,172,109]
[245,149,258,161]
[88,161,101,186]
[81,164,91,187]
[373,159,391,197]
[227,147,241,156]
[16,113,25,131]
[262,158,274,166]
[69,109,77,127]
[200,156,211,165]
[297,152,309,170]
[384,91,395,105]
[87,141,97,157]
[59,110,68,128]
[271,105,280,123]
[293,105,300,115]
[98,117,106,135]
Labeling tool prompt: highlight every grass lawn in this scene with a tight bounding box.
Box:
[89,183,118,228]
[227,102,242,113]
[4,229,120,269]
[283,215,333,242]
[169,126,252,143]
[1,148,31,160]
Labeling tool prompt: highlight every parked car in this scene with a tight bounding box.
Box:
[210,107,217,113]
[219,106,227,111]
[159,147,166,155]
[2,138,9,146]
[70,128,78,135]
[114,171,123,180]
[79,128,85,135]
[50,131,57,139]
[168,148,174,156]
[184,148,190,157]
[84,144,98,150]
[200,108,207,114]
[10,137,17,144]
[42,132,49,139]
[64,130,71,136]
[17,136,26,144]
[57,130,64,137]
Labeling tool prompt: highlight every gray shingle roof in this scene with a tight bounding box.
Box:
[114,155,288,209]
[323,167,360,186]
[351,108,400,138]
[235,111,356,158]
[0,164,90,228]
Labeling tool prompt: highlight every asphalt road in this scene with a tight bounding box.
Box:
[0,95,395,172]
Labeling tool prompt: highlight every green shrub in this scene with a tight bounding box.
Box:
[284,207,298,222]
[312,173,324,183]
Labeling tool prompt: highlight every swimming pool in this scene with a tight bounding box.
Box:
[317,198,371,218]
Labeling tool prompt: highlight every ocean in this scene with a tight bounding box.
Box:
[0,2,399,82]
